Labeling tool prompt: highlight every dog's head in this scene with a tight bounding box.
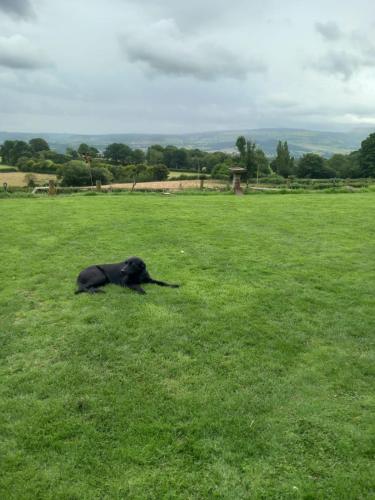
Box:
[120,257,146,277]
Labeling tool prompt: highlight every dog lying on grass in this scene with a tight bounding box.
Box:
[75,256,179,295]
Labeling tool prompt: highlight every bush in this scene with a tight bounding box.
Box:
[57,161,113,186]
[108,164,169,183]
[24,173,38,187]
[211,163,230,180]
[18,157,58,174]
[150,164,169,181]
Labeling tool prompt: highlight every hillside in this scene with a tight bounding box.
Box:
[0,127,373,157]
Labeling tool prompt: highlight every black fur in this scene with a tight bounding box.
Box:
[75,256,179,295]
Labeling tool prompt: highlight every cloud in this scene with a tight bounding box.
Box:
[119,18,266,80]
[315,21,342,41]
[313,50,361,80]
[0,0,34,19]
[0,35,49,70]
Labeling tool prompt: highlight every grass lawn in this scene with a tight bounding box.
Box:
[169,170,201,177]
[0,193,374,499]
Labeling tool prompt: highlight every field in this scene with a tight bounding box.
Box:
[106,179,223,191]
[0,193,374,498]
[169,170,202,177]
[0,171,56,187]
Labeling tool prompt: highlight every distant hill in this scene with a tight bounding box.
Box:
[0,127,373,157]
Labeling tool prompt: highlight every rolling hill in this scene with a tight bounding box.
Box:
[0,127,373,157]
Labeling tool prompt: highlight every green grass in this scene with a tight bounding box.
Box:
[0,194,374,499]
[169,170,201,177]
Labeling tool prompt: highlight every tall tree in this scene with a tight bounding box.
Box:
[271,141,294,177]
[235,136,258,182]
[297,153,335,178]
[78,143,99,157]
[146,145,164,165]
[235,136,246,161]
[104,143,133,164]
[244,140,258,181]
[359,133,375,177]
[0,140,31,165]
[29,138,50,153]
[132,149,146,164]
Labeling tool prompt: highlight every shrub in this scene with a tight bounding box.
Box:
[150,164,169,181]
[57,161,113,186]
[24,173,38,187]
[211,163,230,180]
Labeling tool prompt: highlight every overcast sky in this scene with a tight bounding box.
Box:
[0,0,374,134]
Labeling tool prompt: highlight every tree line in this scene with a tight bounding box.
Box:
[1,132,374,186]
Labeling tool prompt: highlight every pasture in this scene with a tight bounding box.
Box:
[0,193,374,499]
[0,171,56,187]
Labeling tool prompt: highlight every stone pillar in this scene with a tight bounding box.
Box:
[230,167,246,195]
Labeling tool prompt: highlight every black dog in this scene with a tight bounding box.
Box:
[75,256,179,295]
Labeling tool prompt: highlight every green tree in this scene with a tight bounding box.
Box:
[65,147,79,159]
[235,136,246,160]
[104,143,133,164]
[57,161,112,186]
[77,144,98,157]
[255,148,271,177]
[146,145,164,165]
[0,140,32,165]
[235,136,258,182]
[245,141,258,182]
[347,151,361,178]
[271,141,294,177]
[78,143,90,155]
[163,146,188,170]
[359,133,375,177]
[297,153,336,178]
[43,150,69,164]
[323,150,361,178]
[211,163,230,180]
[0,140,15,164]
[202,152,229,173]
[29,138,50,153]
[150,164,169,181]
[132,149,146,164]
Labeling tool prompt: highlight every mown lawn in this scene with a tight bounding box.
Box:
[0,193,374,499]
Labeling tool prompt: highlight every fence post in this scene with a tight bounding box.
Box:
[48,179,56,196]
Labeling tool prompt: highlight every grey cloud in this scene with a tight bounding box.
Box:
[314,45,375,80]
[120,18,266,80]
[313,50,361,80]
[0,0,34,19]
[0,35,49,70]
[315,21,342,41]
